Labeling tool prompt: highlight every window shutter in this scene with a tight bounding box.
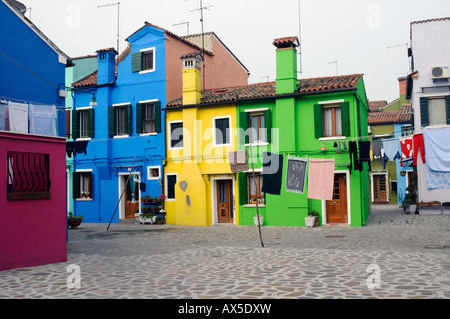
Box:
[239,111,249,145]
[65,110,70,138]
[127,104,132,135]
[73,172,80,199]
[108,106,116,136]
[264,109,271,143]
[88,108,95,138]
[238,172,248,205]
[446,95,450,125]
[136,103,143,134]
[420,97,429,127]
[88,171,93,198]
[340,101,350,137]
[155,101,162,133]
[72,110,79,140]
[314,104,323,138]
[131,52,142,73]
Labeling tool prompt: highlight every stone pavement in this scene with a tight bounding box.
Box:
[1,205,450,299]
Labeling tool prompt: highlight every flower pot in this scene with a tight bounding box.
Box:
[68,219,82,229]
[305,216,316,228]
[254,216,264,226]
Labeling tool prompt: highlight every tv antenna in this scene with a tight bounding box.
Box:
[298,0,303,74]
[172,21,190,36]
[98,2,121,54]
[328,60,338,75]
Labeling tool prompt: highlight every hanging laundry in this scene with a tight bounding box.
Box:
[400,137,413,167]
[372,139,382,159]
[358,141,371,171]
[285,156,308,194]
[381,153,389,170]
[382,138,399,160]
[8,101,28,133]
[228,150,249,173]
[426,166,450,189]
[261,152,283,195]
[307,158,335,200]
[0,100,7,131]
[412,133,426,166]
[28,104,57,136]
[423,129,450,172]
[66,141,74,158]
[74,140,89,155]
[348,141,360,171]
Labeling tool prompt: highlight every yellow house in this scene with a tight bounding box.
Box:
[164,52,239,226]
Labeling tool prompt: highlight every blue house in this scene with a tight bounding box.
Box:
[70,22,249,223]
[0,0,69,136]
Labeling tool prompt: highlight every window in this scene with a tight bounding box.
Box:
[147,166,160,180]
[165,174,177,200]
[169,121,183,149]
[136,101,161,134]
[6,151,51,200]
[248,174,264,204]
[420,96,450,127]
[73,171,92,199]
[249,113,266,143]
[132,48,155,73]
[214,116,231,146]
[72,108,94,139]
[314,102,350,138]
[109,104,131,136]
[401,125,413,137]
[240,109,271,144]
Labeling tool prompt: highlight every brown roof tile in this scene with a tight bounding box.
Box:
[167,74,363,108]
[368,100,388,112]
[368,104,412,125]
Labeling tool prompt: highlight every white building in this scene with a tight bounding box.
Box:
[407,17,450,210]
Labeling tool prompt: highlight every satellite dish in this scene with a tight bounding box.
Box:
[9,0,27,15]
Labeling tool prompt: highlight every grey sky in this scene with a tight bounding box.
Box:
[18,0,450,103]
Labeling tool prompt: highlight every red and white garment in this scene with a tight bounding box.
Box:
[399,137,413,167]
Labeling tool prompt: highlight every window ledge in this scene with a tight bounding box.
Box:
[319,136,346,141]
[243,204,266,207]
[244,142,269,147]
[114,135,129,139]
[139,69,155,74]
[76,137,91,141]
[76,198,93,201]
[140,132,157,136]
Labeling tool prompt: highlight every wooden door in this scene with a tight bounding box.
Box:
[326,174,348,224]
[125,176,139,219]
[373,174,387,203]
[217,180,233,223]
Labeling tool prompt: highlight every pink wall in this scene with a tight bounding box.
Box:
[0,131,67,271]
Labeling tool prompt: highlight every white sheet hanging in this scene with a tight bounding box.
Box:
[8,101,28,133]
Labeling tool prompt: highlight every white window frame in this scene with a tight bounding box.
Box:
[168,120,184,150]
[139,99,158,136]
[139,47,156,74]
[147,166,161,180]
[212,115,232,147]
[75,168,93,201]
[76,106,93,141]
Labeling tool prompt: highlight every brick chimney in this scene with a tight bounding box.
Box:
[273,36,299,94]
[96,48,117,85]
[181,52,202,105]
[398,76,407,96]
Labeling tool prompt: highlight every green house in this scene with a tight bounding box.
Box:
[235,37,371,227]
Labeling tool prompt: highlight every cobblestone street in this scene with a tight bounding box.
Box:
[1,205,450,300]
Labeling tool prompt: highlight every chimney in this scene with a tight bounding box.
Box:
[398,76,407,96]
[181,52,202,105]
[273,36,299,94]
[96,48,117,85]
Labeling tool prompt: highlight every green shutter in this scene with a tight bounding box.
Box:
[264,109,271,143]
[446,95,450,125]
[314,104,323,139]
[420,97,429,127]
[238,172,248,205]
[88,108,95,138]
[72,110,79,139]
[239,111,249,145]
[136,103,143,134]
[132,52,142,73]
[155,101,162,133]
[127,104,132,135]
[108,106,116,136]
[340,101,350,137]
[88,172,93,198]
[73,172,80,199]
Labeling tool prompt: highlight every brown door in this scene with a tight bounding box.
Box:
[217,180,233,223]
[373,174,387,203]
[326,173,348,224]
[125,176,139,219]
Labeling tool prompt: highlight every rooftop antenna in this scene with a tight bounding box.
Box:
[98,2,121,55]
[388,42,410,72]
[172,21,190,36]
[298,0,303,75]
[328,60,338,75]
[191,0,213,91]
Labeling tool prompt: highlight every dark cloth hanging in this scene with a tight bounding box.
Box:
[74,140,89,155]
[348,141,360,171]
[261,152,283,195]
[372,139,382,158]
[66,141,74,158]
[358,141,371,171]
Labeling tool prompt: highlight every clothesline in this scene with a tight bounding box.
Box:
[0,96,66,110]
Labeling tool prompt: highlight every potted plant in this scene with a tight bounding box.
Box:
[401,184,417,214]
[68,212,83,229]
[305,211,318,228]
[310,210,320,227]
[155,216,164,224]
[139,212,156,224]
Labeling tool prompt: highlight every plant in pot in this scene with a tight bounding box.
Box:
[305,211,318,228]
[68,212,83,229]
[310,210,320,227]
[401,183,417,214]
